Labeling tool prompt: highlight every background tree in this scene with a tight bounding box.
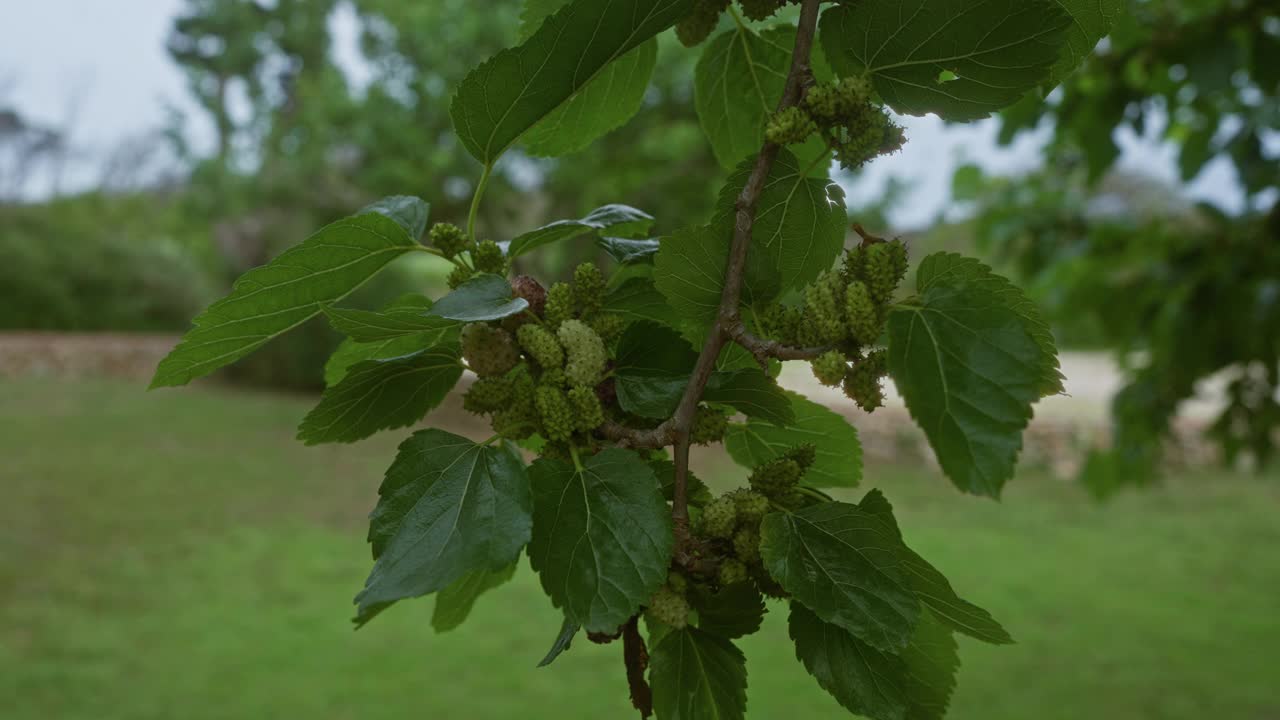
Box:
[959,0,1280,495]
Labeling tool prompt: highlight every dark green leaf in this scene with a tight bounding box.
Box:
[789,602,907,720]
[430,274,528,322]
[324,295,460,387]
[654,220,731,341]
[692,583,766,640]
[717,149,846,298]
[432,561,519,633]
[725,391,862,488]
[354,429,532,625]
[527,449,673,633]
[507,204,655,258]
[887,253,1047,496]
[695,26,832,170]
[650,627,748,720]
[604,278,683,329]
[598,236,661,264]
[517,1,659,157]
[901,611,961,720]
[650,458,714,508]
[1044,0,1125,87]
[151,196,427,388]
[450,0,692,165]
[760,502,919,651]
[323,302,457,342]
[538,615,581,667]
[703,370,795,426]
[857,490,1013,645]
[298,345,463,445]
[820,0,1071,120]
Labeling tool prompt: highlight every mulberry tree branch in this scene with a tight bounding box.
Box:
[666,0,823,560]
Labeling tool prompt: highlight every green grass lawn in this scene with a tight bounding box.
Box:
[2,377,1278,719]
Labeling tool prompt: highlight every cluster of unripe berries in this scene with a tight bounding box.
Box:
[460,263,622,455]
[676,0,798,47]
[428,222,509,289]
[766,77,906,169]
[645,443,818,627]
[763,239,909,411]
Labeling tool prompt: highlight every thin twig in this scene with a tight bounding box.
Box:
[666,0,823,560]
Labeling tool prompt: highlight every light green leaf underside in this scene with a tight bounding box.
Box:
[151,196,427,388]
[760,502,919,652]
[527,449,673,634]
[695,25,832,171]
[887,252,1050,496]
[507,204,655,258]
[355,429,532,625]
[450,0,692,165]
[725,390,862,488]
[538,615,581,667]
[431,561,519,633]
[298,345,463,445]
[650,626,748,720]
[820,0,1071,120]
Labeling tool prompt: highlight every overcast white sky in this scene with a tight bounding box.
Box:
[0,0,1248,227]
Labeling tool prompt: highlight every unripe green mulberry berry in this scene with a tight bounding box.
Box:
[737,0,782,21]
[544,282,575,329]
[463,375,511,414]
[573,263,606,318]
[539,367,568,388]
[765,106,817,146]
[835,107,893,170]
[691,405,729,445]
[843,349,889,412]
[733,526,761,564]
[557,319,607,388]
[730,489,770,526]
[845,280,882,345]
[863,241,904,302]
[666,571,689,595]
[447,265,475,290]
[429,222,470,258]
[472,240,507,275]
[761,302,804,347]
[461,324,520,377]
[701,495,739,539]
[589,313,628,344]
[535,385,575,442]
[646,584,690,629]
[567,385,605,433]
[749,457,803,499]
[783,443,817,472]
[811,349,847,387]
[801,271,847,346]
[718,558,748,586]
[517,323,565,370]
[675,0,729,47]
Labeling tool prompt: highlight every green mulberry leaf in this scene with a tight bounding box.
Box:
[887,252,1049,496]
[760,501,919,651]
[518,0,659,157]
[650,626,748,720]
[430,274,529,322]
[603,278,683,329]
[431,561,520,633]
[538,615,581,667]
[298,344,463,445]
[527,449,673,634]
[819,0,1071,120]
[725,391,863,488]
[506,204,655,258]
[1044,0,1125,88]
[857,489,1013,645]
[695,25,832,170]
[354,429,532,625]
[691,583,766,640]
[451,0,692,165]
[323,296,460,387]
[323,301,457,342]
[151,196,427,388]
[653,220,732,341]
